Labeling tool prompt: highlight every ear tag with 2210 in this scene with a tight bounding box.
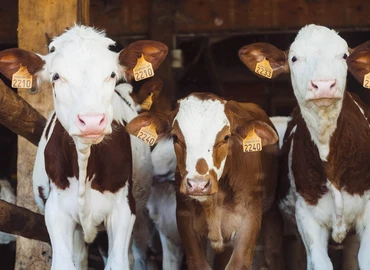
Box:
[137,123,158,146]
[254,58,273,79]
[243,129,262,152]
[12,65,32,89]
[133,54,154,81]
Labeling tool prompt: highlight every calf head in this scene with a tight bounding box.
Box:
[239,24,349,108]
[0,25,167,146]
[126,93,277,200]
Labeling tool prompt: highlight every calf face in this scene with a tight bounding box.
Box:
[239,24,349,108]
[127,92,278,198]
[0,25,167,145]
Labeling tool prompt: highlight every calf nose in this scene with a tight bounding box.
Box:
[310,79,337,97]
[186,177,212,195]
[76,113,107,135]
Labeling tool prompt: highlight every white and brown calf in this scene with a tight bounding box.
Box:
[240,24,370,270]
[126,92,283,270]
[0,25,167,270]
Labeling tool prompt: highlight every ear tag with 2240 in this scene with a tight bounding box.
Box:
[243,129,262,152]
[133,54,154,81]
[137,122,158,146]
[12,65,32,89]
[363,72,370,89]
[141,92,153,110]
[254,58,273,79]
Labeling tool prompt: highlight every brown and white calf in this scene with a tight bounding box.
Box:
[126,92,283,270]
[240,24,370,269]
[0,25,167,270]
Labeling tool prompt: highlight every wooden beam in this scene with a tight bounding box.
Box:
[0,80,46,146]
[16,0,89,268]
[149,0,178,112]
[0,199,49,243]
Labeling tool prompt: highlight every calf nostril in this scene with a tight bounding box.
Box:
[187,180,193,189]
[311,81,318,89]
[99,114,106,126]
[204,180,211,189]
[77,115,86,126]
[330,80,336,89]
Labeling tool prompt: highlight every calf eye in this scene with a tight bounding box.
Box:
[224,135,230,142]
[52,73,60,81]
[291,56,297,62]
[49,46,55,53]
[343,53,348,59]
[110,72,116,79]
[172,134,179,143]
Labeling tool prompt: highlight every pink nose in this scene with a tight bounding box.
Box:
[76,113,107,135]
[310,79,337,98]
[186,177,212,195]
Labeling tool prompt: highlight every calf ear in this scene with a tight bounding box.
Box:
[133,77,163,111]
[126,111,172,141]
[347,41,370,87]
[119,40,168,82]
[238,42,289,79]
[233,119,278,147]
[0,48,45,82]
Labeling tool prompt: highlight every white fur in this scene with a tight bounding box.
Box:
[32,26,153,270]
[151,138,177,180]
[0,180,16,244]
[175,96,230,182]
[269,116,290,149]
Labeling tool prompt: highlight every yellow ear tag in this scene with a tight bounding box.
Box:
[137,123,158,146]
[243,129,262,152]
[255,58,273,79]
[363,72,370,89]
[12,65,33,89]
[141,92,153,111]
[133,54,154,81]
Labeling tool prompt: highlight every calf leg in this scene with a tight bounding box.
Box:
[296,197,332,270]
[132,209,150,270]
[105,188,136,270]
[225,204,262,270]
[357,200,370,269]
[177,207,211,270]
[159,230,183,270]
[73,228,88,270]
[45,190,77,270]
[260,203,284,270]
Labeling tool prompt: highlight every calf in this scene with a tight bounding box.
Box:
[0,25,167,270]
[239,24,370,269]
[126,92,283,270]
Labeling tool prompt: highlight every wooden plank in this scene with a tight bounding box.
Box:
[91,0,370,38]
[0,80,46,146]
[16,0,88,268]
[0,0,18,45]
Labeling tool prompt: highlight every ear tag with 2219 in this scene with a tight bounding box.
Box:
[133,54,154,81]
[243,129,262,152]
[254,58,273,79]
[137,123,158,146]
[12,65,32,89]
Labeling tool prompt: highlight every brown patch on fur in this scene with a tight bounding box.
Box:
[44,119,134,212]
[195,158,208,175]
[212,125,230,169]
[172,120,187,176]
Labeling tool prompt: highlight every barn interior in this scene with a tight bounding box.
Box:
[0,0,370,269]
